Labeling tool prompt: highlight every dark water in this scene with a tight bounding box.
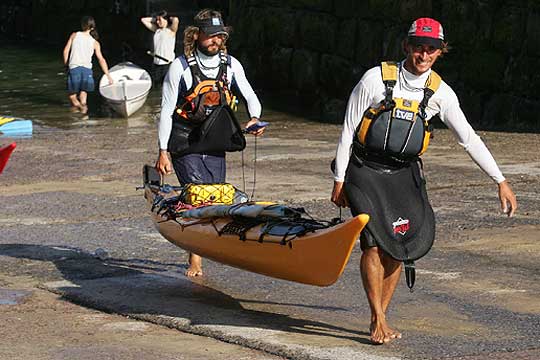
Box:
[0,43,314,142]
[0,43,162,132]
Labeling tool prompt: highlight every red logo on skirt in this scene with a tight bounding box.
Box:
[392,217,410,235]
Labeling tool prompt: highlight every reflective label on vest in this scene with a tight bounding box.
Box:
[394,108,415,121]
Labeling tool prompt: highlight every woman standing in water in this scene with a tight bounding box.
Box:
[63,16,113,114]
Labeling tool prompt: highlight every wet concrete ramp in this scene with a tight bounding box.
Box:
[43,273,400,360]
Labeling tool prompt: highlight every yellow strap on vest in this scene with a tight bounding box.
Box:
[381,61,398,82]
[382,61,441,93]
[426,70,442,93]
[358,108,377,144]
[419,130,431,156]
[417,70,441,156]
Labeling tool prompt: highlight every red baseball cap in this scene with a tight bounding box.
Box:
[407,18,444,48]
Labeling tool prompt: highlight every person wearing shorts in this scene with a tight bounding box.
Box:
[63,16,112,114]
[67,66,94,94]
[331,17,517,345]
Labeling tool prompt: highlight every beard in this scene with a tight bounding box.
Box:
[197,42,220,56]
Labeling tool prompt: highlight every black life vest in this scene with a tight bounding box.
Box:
[167,52,245,155]
[353,61,442,161]
[175,52,235,123]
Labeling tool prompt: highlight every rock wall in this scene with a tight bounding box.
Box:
[2,0,539,131]
[228,0,540,131]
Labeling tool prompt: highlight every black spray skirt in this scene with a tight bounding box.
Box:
[344,156,435,262]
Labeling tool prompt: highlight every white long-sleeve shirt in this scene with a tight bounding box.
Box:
[334,61,506,184]
[158,50,262,150]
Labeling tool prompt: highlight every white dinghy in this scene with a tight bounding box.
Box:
[99,62,152,117]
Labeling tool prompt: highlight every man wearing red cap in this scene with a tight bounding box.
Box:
[331,18,517,344]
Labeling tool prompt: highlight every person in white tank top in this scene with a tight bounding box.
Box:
[141,10,179,85]
[62,16,113,114]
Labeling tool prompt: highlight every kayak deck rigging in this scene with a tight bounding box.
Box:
[143,165,370,286]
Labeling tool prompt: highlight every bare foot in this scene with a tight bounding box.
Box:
[370,318,402,345]
[185,266,203,277]
[79,104,88,114]
[69,106,80,113]
[185,253,203,277]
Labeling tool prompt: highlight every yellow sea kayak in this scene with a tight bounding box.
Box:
[143,166,369,286]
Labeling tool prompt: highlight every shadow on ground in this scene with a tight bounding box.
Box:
[0,243,372,346]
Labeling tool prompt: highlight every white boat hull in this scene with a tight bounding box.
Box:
[99,62,152,117]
